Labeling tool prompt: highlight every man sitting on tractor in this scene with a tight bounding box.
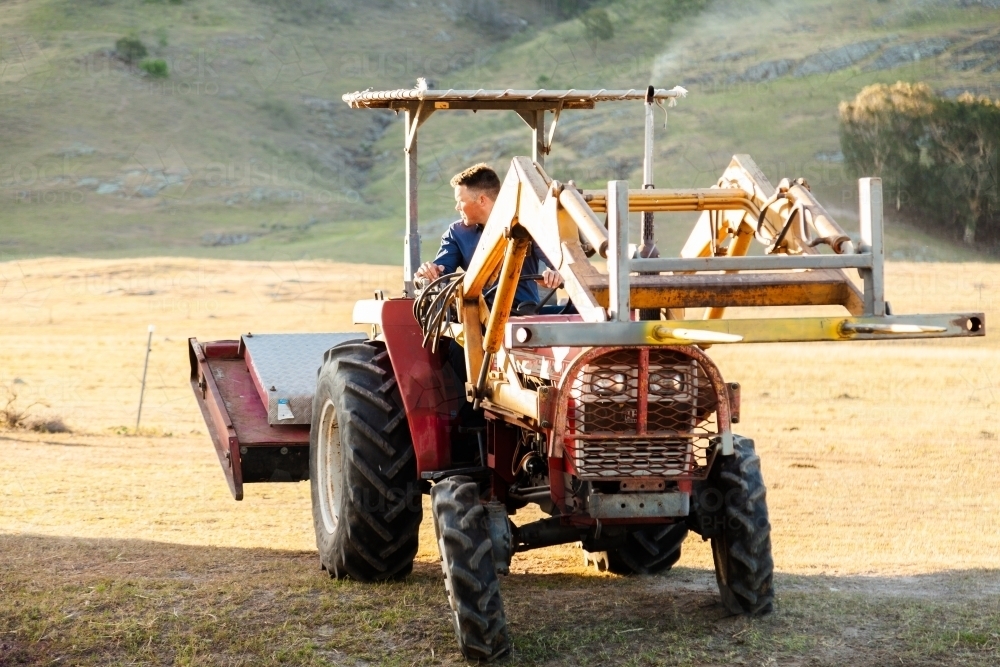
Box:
[415,163,564,314]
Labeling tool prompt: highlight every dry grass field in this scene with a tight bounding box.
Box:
[2,256,1000,666]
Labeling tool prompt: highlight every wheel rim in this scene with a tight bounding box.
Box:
[317,399,342,535]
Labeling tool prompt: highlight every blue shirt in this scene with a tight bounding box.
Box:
[433,220,547,305]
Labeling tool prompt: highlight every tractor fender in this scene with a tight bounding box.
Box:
[361,298,462,475]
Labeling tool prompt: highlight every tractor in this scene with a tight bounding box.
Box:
[188,86,985,661]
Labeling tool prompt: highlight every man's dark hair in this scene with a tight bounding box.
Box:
[450,163,501,200]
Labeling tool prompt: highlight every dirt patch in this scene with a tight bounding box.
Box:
[0,638,49,666]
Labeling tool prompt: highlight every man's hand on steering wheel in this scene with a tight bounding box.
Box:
[540,269,563,290]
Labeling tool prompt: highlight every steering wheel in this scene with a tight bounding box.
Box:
[483,274,570,316]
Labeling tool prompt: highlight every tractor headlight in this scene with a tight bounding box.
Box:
[648,371,684,396]
[592,372,627,397]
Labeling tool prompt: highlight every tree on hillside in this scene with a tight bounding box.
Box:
[923,94,999,244]
[840,82,1000,248]
[115,36,148,65]
[838,82,933,211]
[580,7,614,42]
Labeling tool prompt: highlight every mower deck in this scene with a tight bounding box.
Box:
[187,333,361,499]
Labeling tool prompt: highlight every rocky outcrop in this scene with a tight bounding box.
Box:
[865,37,952,71]
[792,39,889,77]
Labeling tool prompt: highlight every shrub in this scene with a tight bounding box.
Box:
[0,386,64,432]
[580,7,613,41]
[554,0,598,18]
[115,36,148,64]
[140,58,169,77]
[840,82,1000,246]
[31,418,71,434]
[660,0,709,20]
[257,99,298,129]
[459,0,527,39]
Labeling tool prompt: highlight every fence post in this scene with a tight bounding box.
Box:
[135,324,154,433]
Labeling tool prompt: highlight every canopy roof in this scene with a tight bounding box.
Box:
[342,87,688,111]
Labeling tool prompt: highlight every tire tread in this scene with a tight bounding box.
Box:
[605,522,688,575]
[309,340,420,583]
[431,476,510,662]
[694,436,774,615]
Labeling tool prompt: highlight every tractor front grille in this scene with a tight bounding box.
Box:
[562,348,721,481]
[571,439,710,478]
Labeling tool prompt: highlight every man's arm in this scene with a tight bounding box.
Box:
[415,225,462,281]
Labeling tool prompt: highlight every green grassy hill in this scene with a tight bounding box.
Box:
[2,0,999,265]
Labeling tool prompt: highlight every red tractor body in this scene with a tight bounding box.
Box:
[190,299,733,520]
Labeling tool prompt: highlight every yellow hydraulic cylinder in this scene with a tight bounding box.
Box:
[473,231,530,408]
[484,232,531,355]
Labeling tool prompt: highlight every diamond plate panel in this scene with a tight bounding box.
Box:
[242,333,364,425]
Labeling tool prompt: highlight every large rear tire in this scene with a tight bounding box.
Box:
[431,476,510,662]
[606,523,688,575]
[692,436,774,615]
[309,340,421,581]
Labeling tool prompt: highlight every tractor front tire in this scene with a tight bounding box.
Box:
[309,340,421,581]
[693,436,774,615]
[431,476,510,662]
[606,523,688,575]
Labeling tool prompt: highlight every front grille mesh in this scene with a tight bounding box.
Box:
[563,349,719,480]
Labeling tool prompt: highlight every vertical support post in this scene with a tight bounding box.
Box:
[642,85,654,189]
[532,109,545,168]
[403,108,421,297]
[639,85,656,258]
[607,180,631,322]
[636,347,649,435]
[638,85,659,320]
[136,324,154,433]
[859,177,885,316]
